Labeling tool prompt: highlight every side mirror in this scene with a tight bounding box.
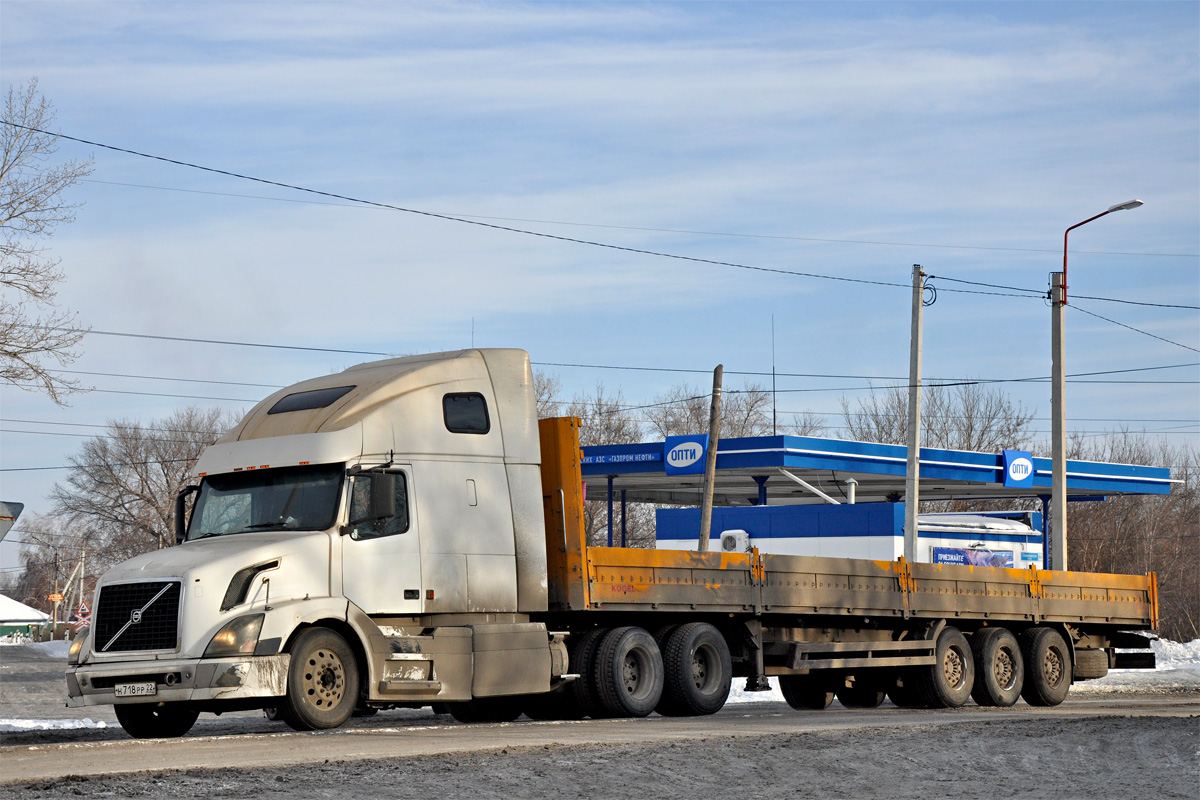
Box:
[348,472,396,528]
[174,485,199,545]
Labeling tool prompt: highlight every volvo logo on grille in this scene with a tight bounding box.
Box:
[130,609,143,624]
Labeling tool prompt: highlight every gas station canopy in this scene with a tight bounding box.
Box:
[580,435,1173,507]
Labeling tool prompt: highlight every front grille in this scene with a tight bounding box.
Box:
[95,581,181,653]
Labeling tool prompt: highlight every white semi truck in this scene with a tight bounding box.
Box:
[65,349,1158,737]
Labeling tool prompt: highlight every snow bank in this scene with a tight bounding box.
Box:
[726,638,1200,703]
[0,718,109,731]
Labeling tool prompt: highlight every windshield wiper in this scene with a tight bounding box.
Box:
[194,531,246,540]
[245,521,295,530]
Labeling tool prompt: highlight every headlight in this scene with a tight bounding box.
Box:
[68,631,89,665]
[204,614,265,657]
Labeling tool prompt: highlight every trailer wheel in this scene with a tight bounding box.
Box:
[1019,627,1072,706]
[565,629,607,719]
[278,627,360,731]
[887,671,927,708]
[447,696,523,724]
[970,628,1024,707]
[114,703,199,739]
[914,626,974,708]
[836,679,887,708]
[657,622,732,716]
[779,676,835,710]
[593,626,664,718]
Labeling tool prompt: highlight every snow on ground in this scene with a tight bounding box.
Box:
[726,638,1200,703]
[0,718,109,731]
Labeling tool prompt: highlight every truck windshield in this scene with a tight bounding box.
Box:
[187,464,343,540]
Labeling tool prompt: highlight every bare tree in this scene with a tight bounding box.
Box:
[1068,432,1199,642]
[533,369,561,418]
[1,512,99,618]
[644,381,779,439]
[840,382,1033,452]
[563,384,656,547]
[1,79,94,403]
[50,407,234,555]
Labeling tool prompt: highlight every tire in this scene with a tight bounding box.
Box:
[836,679,887,708]
[1073,649,1109,681]
[263,706,281,721]
[523,687,576,720]
[649,624,678,653]
[1019,627,1072,706]
[914,626,975,709]
[887,671,927,708]
[114,703,199,739]
[278,627,360,731]
[970,628,1024,707]
[779,675,835,710]
[593,626,664,718]
[447,696,523,724]
[657,622,732,716]
[565,629,607,719]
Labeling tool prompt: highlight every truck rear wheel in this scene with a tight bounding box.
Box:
[593,626,664,718]
[1019,627,1072,706]
[279,627,360,731]
[971,628,1024,707]
[914,626,974,708]
[565,629,607,719]
[836,678,887,708]
[779,676,835,710]
[657,622,732,716]
[114,702,199,738]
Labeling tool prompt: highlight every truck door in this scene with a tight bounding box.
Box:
[341,467,423,615]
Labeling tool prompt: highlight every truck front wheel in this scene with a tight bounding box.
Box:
[114,702,199,738]
[279,627,360,731]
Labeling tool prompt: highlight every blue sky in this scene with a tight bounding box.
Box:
[1,1,1197,570]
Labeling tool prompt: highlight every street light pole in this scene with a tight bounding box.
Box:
[1051,199,1143,571]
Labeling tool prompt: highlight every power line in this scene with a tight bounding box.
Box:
[9,384,255,403]
[1071,305,1200,354]
[56,369,283,389]
[84,178,1200,260]
[930,275,1200,310]
[2,122,911,291]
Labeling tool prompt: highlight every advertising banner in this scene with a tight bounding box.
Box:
[932,547,1015,568]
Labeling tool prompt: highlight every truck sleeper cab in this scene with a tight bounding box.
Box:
[65,349,1159,738]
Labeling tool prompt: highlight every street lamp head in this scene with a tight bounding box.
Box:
[1107,199,1144,213]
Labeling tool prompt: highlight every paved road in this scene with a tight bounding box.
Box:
[5,693,1197,783]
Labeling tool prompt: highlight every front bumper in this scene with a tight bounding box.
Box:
[66,654,290,708]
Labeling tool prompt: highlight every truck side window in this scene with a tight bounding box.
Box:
[349,473,409,539]
[443,392,490,434]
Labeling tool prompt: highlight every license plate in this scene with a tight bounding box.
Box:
[114,682,157,698]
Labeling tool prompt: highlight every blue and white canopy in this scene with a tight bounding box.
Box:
[581,435,1173,506]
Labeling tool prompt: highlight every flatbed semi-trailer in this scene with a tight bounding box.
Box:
[64,350,1158,736]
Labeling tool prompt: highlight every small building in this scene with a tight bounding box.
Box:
[0,594,50,637]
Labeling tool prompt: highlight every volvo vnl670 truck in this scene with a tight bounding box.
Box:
[65,349,1158,737]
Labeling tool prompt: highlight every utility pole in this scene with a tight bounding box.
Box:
[698,364,724,553]
[52,550,61,638]
[904,265,925,564]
